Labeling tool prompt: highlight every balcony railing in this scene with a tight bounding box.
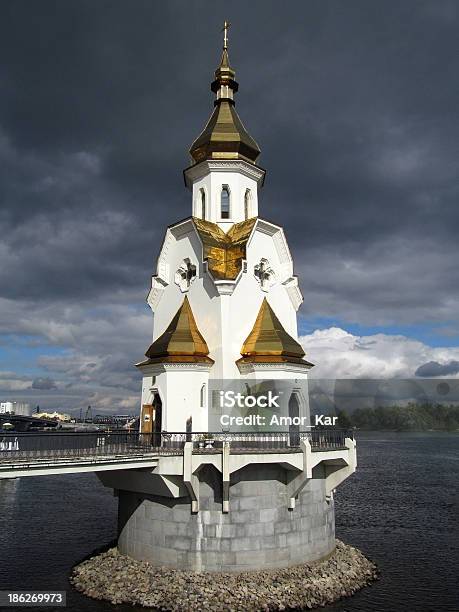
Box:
[0,429,353,463]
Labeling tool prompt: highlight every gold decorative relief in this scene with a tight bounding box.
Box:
[193,217,256,280]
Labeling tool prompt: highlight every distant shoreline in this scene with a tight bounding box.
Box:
[353,428,459,433]
[334,403,459,433]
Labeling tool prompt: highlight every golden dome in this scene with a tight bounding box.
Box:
[140,296,213,365]
[189,29,261,165]
[239,298,313,366]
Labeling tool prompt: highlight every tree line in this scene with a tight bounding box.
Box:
[334,403,459,431]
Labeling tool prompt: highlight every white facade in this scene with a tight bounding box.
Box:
[138,153,310,433]
[185,160,264,229]
[136,38,312,434]
[140,365,211,432]
[147,218,302,375]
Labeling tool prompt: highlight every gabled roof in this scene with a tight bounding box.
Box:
[139,296,213,365]
[238,298,313,366]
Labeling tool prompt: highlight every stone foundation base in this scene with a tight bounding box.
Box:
[117,464,335,571]
[71,539,377,611]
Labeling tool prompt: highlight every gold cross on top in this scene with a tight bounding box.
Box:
[222,20,231,50]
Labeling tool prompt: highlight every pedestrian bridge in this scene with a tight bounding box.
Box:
[0,429,352,478]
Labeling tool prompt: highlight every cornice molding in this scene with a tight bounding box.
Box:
[251,219,303,310]
[282,276,304,310]
[147,219,197,311]
[237,361,312,375]
[184,159,266,188]
[137,362,213,375]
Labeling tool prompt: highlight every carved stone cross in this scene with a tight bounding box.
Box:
[254,259,271,289]
[181,260,196,287]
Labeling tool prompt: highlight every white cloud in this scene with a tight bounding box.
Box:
[0,372,33,392]
[0,297,151,413]
[300,327,459,379]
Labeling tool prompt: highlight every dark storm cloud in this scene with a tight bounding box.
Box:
[31,377,57,390]
[0,1,457,314]
[415,360,459,377]
[0,1,458,408]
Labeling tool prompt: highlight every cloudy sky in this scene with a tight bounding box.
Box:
[1,1,458,413]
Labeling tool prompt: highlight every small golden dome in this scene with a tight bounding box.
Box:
[189,25,261,165]
[140,296,213,365]
[239,298,314,366]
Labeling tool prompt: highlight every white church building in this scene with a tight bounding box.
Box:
[137,30,311,435]
[99,26,357,573]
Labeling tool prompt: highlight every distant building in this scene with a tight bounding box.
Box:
[0,401,32,416]
[35,411,72,422]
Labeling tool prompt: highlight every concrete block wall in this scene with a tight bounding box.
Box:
[117,464,335,572]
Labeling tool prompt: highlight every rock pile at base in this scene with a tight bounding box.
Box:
[70,539,377,611]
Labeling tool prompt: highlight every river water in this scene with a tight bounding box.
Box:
[0,432,457,611]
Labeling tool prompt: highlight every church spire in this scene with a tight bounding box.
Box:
[211,21,238,103]
[189,22,261,165]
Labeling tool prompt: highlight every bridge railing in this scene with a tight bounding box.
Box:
[305,428,354,450]
[0,429,353,463]
[0,431,159,462]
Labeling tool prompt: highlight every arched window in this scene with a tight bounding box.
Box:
[244,189,251,220]
[200,188,206,219]
[200,383,206,408]
[288,391,300,447]
[221,185,230,219]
